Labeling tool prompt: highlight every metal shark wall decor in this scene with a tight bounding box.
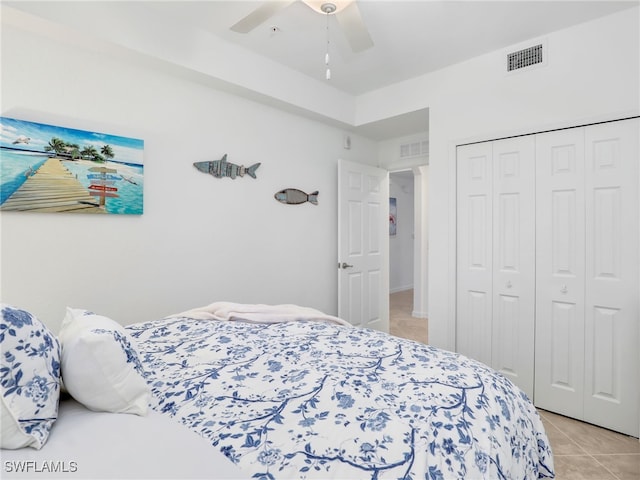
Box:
[274,188,319,205]
[193,154,260,179]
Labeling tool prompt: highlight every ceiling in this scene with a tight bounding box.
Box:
[148,1,637,96]
[4,1,638,140]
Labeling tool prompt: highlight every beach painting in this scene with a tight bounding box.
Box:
[0,117,143,214]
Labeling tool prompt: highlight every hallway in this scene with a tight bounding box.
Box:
[389,289,427,344]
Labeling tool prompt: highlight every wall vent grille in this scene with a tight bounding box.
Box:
[507,44,543,71]
[400,140,428,159]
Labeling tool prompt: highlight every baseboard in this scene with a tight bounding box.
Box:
[390,285,413,294]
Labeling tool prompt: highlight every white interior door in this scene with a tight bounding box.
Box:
[338,159,389,331]
[456,142,494,366]
[456,137,536,397]
[490,136,536,398]
[535,118,639,437]
[535,127,586,418]
[583,118,639,436]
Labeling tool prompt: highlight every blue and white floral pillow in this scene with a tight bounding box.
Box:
[1,304,61,449]
[59,308,150,415]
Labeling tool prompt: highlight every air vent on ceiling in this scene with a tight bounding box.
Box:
[507,43,544,72]
[400,140,428,159]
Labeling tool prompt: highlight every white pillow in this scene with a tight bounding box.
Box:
[1,304,61,449]
[59,307,150,415]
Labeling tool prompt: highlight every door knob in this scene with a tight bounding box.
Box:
[340,262,354,269]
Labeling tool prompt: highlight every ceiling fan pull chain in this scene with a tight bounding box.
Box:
[324,4,332,80]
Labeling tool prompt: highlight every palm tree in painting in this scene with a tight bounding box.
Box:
[44,137,67,156]
[67,144,81,160]
[81,145,103,162]
[100,145,114,162]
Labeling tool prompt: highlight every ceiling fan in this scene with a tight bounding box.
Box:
[230,0,374,53]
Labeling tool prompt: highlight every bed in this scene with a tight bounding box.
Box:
[2,396,245,479]
[1,302,554,479]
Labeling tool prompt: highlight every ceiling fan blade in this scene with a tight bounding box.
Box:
[230,1,294,33]
[336,2,374,53]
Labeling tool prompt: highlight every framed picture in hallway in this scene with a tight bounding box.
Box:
[389,197,397,235]
[0,116,144,214]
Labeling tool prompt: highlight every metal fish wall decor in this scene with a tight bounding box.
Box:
[274,188,319,205]
[194,154,260,179]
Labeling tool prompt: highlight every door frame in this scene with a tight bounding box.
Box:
[388,166,429,319]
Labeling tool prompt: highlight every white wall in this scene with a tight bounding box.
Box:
[389,172,414,293]
[359,7,640,349]
[2,6,637,344]
[0,23,378,332]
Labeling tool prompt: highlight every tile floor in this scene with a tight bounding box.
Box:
[389,289,640,480]
[389,288,428,343]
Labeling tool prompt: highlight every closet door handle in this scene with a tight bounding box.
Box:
[560,285,568,294]
[506,281,513,289]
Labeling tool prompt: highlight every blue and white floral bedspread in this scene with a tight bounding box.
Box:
[127,318,554,480]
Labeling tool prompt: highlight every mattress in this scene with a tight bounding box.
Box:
[1,396,246,479]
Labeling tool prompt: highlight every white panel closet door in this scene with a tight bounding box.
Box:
[534,128,586,419]
[535,118,639,437]
[457,142,493,367]
[457,137,535,397]
[583,118,639,436]
[491,136,535,397]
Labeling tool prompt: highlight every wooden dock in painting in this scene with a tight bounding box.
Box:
[1,158,106,213]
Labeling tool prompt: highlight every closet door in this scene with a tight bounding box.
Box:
[457,142,493,367]
[535,118,639,436]
[535,128,586,419]
[457,137,535,397]
[583,118,639,436]
[491,136,535,397]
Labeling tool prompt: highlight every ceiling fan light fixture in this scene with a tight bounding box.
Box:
[303,0,356,81]
[302,0,350,15]
[321,3,336,14]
